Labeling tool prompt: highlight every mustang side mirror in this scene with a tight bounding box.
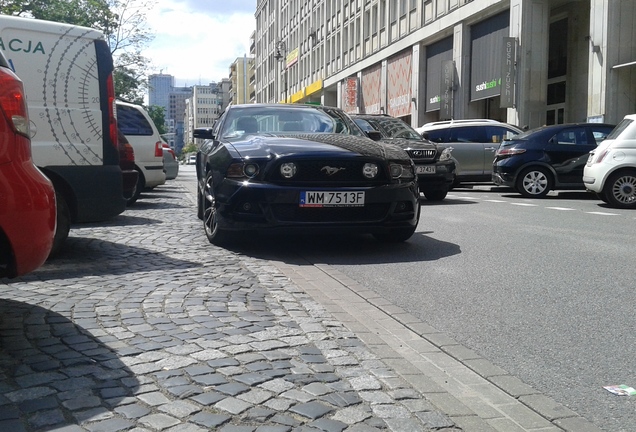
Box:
[194,128,215,140]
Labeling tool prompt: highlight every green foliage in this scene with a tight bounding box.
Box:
[1,0,155,102]
[181,143,198,156]
[148,105,167,135]
[0,0,117,32]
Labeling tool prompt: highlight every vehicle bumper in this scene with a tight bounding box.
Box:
[0,163,56,277]
[164,163,179,180]
[582,163,605,193]
[122,169,139,199]
[492,166,516,187]
[139,164,167,188]
[416,160,455,190]
[213,179,420,233]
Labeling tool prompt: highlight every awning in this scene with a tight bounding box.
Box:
[612,60,636,69]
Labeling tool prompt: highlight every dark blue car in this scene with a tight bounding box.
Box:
[492,123,615,197]
[193,104,421,245]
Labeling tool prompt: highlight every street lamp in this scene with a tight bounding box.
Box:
[274,41,287,103]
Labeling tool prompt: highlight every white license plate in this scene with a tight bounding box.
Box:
[415,165,436,174]
[300,191,365,207]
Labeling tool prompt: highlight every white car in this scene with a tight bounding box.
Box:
[116,100,167,205]
[583,114,636,208]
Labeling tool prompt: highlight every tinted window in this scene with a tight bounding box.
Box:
[554,127,588,145]
[450,126,488,143]
[424,128,450,143]
[354,118,375,133]
[591,125,618,143]
[117,105,153,136]
[487,126,520,143]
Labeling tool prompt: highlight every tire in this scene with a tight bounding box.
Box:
[373,204,420,242]
[49,192,71,258]
[202,172,231,245]
[595,190,609,203]
[602,170,636,209]
[423,186,448,201]
[126,169,143,206]
[197,183,204,220]
[516,166,553,198]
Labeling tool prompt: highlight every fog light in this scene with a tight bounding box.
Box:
[244,163,259,177]
[280,162,297,178]
[242,202,252,211]
[363,163,378,179]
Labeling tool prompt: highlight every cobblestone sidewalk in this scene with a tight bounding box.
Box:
[0,183,459,432]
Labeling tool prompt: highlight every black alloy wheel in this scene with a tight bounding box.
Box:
[603,170,636,209]
[516,166,553,198]
[203,172,230,245]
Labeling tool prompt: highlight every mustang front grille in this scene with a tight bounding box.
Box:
[268,160,388,183]
[272,203,390,222]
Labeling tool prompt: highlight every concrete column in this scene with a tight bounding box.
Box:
[453,22,469,119]
[411,44,420,127]
[509,0,550,129]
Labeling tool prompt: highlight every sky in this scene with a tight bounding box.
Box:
[143,0,256,87]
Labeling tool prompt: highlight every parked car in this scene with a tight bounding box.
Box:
[584,115,636,208]
[187,155,197,165]
[193,103,420,245]
[492,122,615,197]
[116,100,167,205]
[416,119,522,185]
[0,50,56,277]
[351,114,455,201]
[162,143,179,180]
[117,129,139,201]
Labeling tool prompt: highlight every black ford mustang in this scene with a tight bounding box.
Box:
[193,104,420,245]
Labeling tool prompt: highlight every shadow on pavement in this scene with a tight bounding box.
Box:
[0,299,139,431]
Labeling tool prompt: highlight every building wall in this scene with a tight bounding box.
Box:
[254,0,636,128]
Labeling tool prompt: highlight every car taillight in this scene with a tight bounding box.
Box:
[594,149,609,164]
[155,141,163,157]
[496,147,526,156]
[107,74,118,150]
[0,67,30,138]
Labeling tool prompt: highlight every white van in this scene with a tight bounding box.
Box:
[116,100,166,205]
[0,15,126,254]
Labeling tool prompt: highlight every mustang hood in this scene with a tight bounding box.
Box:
[227,134,410,161]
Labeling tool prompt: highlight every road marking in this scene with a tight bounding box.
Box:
[511,203,537,207]
[546,207,576,211]
[586,211,620,216]
[484,199,506,203]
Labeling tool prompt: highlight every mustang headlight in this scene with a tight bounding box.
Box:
[363,163,379,179]
[227,162,260,178]
[439,147,453,161]
[389,163,404,178]
[280,162,298,178]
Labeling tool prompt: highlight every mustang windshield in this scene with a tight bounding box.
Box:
[222,106,364,138]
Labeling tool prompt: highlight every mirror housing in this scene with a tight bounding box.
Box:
[366,130,383,141]
[194,128,215,140]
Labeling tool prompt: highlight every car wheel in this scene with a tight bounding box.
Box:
[516,167,552,198]
[203,172,231,245]
[423,186,448,201]
[595,190,609,203]
[603,170,636,209]
[49,192,71,258]
[126,169,143,206]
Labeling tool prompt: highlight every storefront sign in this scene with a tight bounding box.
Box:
[425,37,453,112]
[387,50,412,118]
[343,77,359,113]
[440,60,454,120]
[470,12,510,102]
[500,37,517,108]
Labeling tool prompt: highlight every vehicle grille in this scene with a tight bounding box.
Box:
[407,149,436,161]
[272,203,390,222]
[268,159,388,184]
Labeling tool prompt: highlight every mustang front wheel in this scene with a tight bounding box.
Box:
[203,172,231,245]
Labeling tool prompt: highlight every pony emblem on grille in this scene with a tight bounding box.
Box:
[321,166,346,176]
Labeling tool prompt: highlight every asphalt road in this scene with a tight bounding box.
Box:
[178,166,636,432]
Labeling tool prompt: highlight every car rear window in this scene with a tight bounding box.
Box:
[606,119,634,140]
[117,105,153,136]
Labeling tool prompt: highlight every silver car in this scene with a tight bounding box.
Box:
[416,119,522,185]
[162,143,179,180]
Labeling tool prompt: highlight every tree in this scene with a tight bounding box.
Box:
[148,105,167,135]
[0,0,117,32]
[1,0,155,102]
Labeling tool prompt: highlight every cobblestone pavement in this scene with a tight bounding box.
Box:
[0,181,461,432]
